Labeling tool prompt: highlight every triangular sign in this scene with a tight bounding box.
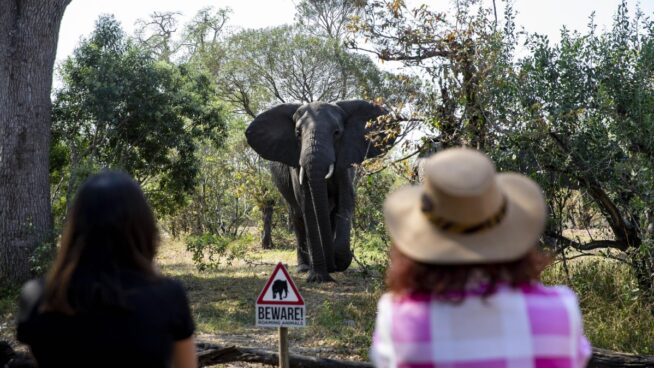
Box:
[257,263,304,305]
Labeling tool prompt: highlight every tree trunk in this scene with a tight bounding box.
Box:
[261,201,274,249]
[0,0,70,285]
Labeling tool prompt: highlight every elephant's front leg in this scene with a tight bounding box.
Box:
[332,212,353,271]
[302,213,335,281]
[332,169,355,272]
[271,164,311,273]
[292,212,311,273]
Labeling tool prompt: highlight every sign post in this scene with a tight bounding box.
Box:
[256,262,305,368]
[279,327,289,368]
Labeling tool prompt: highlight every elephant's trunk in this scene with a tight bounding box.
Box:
[298,134,337,281]
[307,172,336,273]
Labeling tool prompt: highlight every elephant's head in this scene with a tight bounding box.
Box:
[245,100,394,278]
[245,100,392,173]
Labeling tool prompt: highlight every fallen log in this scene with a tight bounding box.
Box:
[3,340,654,367]
[197,342,654,368]
[196,342,372,367]
[589,347,654,368]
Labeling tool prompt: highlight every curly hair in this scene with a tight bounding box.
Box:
[386,244,550,300]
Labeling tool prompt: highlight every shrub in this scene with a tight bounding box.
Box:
[185,233,252,271]
[543,256,654,354]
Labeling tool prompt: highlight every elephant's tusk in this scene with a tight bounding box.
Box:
[325,164,334,179]
[299,166,305,186]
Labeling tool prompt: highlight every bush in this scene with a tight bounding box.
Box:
[542,256,654,354]
[351,232,389,278]
[185,233,252,271]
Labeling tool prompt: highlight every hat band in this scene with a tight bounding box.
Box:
[422,196,508,235]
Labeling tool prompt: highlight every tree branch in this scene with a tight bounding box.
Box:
[547,130,640,249]
[543,231,627,252]
[351,45,450,61]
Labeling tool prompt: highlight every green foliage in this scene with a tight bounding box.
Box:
[167,118,282,245]
[354,170,396,235]
[185,233,251,271]
[29,236,57,276]
[271,223,296,249]
[492,1,654,291]
[543,258,654,353]
[309,293,381,358]
[352,232,389,277]
[188,23,410,117]
[134,11,182,62]
[352,168,407,276]
[353,0,511,149]
[355,0,654,298]
[0,285,19,318]
[51,15,226,217]
[295,0,363,40]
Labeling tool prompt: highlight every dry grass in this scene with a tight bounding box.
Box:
[543,254,654,354]
[157,235,383,360]
[0,236,384,362]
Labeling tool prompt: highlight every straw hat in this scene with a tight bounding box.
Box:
[384,147,546,264]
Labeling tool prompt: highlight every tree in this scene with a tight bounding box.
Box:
[0,0,70,284]
[168,118,283,250]
[135,11,182,62]
[186,25,400,248]
[207,25,393,116]
[500,3,654,291]
[353,0,654,294]
[52,16,226,217]
[351,0,514,151]
[295,0,365,40]
[181,7,232,58]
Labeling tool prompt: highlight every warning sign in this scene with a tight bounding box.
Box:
[256,263,305,328]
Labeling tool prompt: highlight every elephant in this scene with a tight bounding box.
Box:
[272,280,288,300]
[245,100,395,282]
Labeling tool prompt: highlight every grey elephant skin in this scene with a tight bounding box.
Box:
[272,280,288,300]
[245,100,395,282]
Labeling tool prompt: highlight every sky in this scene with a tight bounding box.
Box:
[56,0,654,63]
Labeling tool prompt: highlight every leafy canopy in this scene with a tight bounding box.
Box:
[52,15,227,215]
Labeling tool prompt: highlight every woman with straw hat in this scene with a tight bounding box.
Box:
[371,147,591,367]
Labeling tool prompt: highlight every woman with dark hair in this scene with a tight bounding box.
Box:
[17,171,197,368]
[371,148,591,367]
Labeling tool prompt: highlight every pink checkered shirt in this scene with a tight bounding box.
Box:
[370,283,591,368]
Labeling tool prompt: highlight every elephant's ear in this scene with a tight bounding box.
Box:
[336,100,396,167]
[245,103,302,167]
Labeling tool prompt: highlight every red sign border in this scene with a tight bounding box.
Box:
[256,262,305,305]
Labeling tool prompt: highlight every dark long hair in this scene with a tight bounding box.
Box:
[43,171,160,314]
[386,244,550,301]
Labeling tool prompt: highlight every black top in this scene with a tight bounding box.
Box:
[16,272,194,368]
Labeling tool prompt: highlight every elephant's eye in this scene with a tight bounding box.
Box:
[295,129,301,138]
[334,130,342,137]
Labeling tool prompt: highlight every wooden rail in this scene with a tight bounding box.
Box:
[3,340,654,367]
